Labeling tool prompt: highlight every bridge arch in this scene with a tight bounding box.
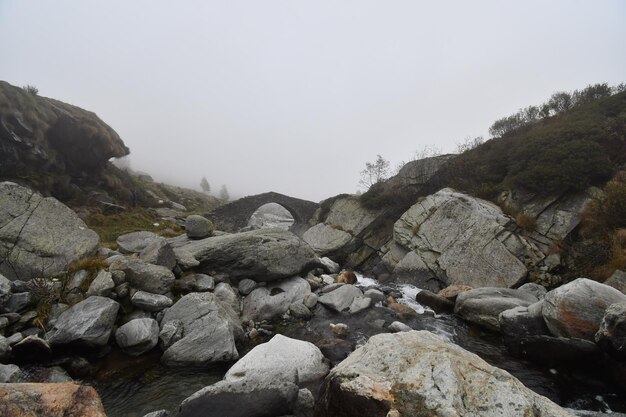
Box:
[205,191,319,235]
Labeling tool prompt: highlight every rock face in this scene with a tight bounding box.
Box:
[455,288,539,331]
[0,182,100,281]
[315,331,574,417]
[225,334,329,384]
[160,292,242,367]
[0,382,107,417]
[543,278,626,340]
[115,318,159,356]
[383,188,543,290]
[47,296,119,347]
[180,229,320,282]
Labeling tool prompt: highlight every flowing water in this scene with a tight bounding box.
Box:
[92,273,625,416]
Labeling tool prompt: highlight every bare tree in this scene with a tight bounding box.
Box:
[359,154,390,190]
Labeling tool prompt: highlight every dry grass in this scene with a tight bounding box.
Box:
[515,213,537,232]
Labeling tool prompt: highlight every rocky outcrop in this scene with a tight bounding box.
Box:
[382,188,544,291]
[0,81,128,182]
[47,296,119,348]
[160,292,242,367]
[0,382,107,417]
[543,278,626,340]
[0,182,99,281]
[315,331,574,417]
[180,229,320,282]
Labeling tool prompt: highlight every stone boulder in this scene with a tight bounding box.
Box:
[225,334,329,384]
[180,334,328,417]
[318,285,364,313]
[47,296,119,348]
[454,288,539,331]
[180,229,320,282]
[0,182,99,281]
[160,292,242,367]
[131,291,173,312]
[116,231,161,254]
[0,382,107,417]
[86,270,115,297]
[315,331,574,417]
[242,276,310,322]
[543,278,626,340]
[115,318,159,356]
[604,270,626,295]
[595,302,626,359]
[179,375,298,417]
[139,238,176,270]
[185,215,214,239]
[121,259,175,295]
[0,273,10,309]
[386,188,543,290]
[302,223,354,258]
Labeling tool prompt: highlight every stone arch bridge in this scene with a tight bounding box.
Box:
[205,191,319,235]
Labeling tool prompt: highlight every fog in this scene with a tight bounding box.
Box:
[1,1,625,201]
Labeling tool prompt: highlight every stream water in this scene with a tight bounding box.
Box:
[92,274,625,416]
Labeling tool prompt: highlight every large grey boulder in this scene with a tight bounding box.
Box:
[115,318,159,356]
[47,296,119,347]
[387,188,543,290]
[180,229,320,282]
[224,334,329,384]
[0,182,99,281]
[121,259,175,295]
[116,231,161,254]
[160,292,242,367]
[315,331,574,417]
[454,287,539,331]
[242,277,310,322]
[318,284,364,313]
[595,302,626,359]
[543,278,626,340]
[302,223,354,258]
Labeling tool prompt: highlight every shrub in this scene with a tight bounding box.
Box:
[22,84,38,95]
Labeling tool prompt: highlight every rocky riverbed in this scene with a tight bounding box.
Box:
[2,181,626,417]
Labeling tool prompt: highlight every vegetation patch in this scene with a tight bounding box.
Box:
[85,208,183,248]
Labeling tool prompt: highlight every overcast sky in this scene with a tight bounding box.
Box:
[1,1,625,201]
